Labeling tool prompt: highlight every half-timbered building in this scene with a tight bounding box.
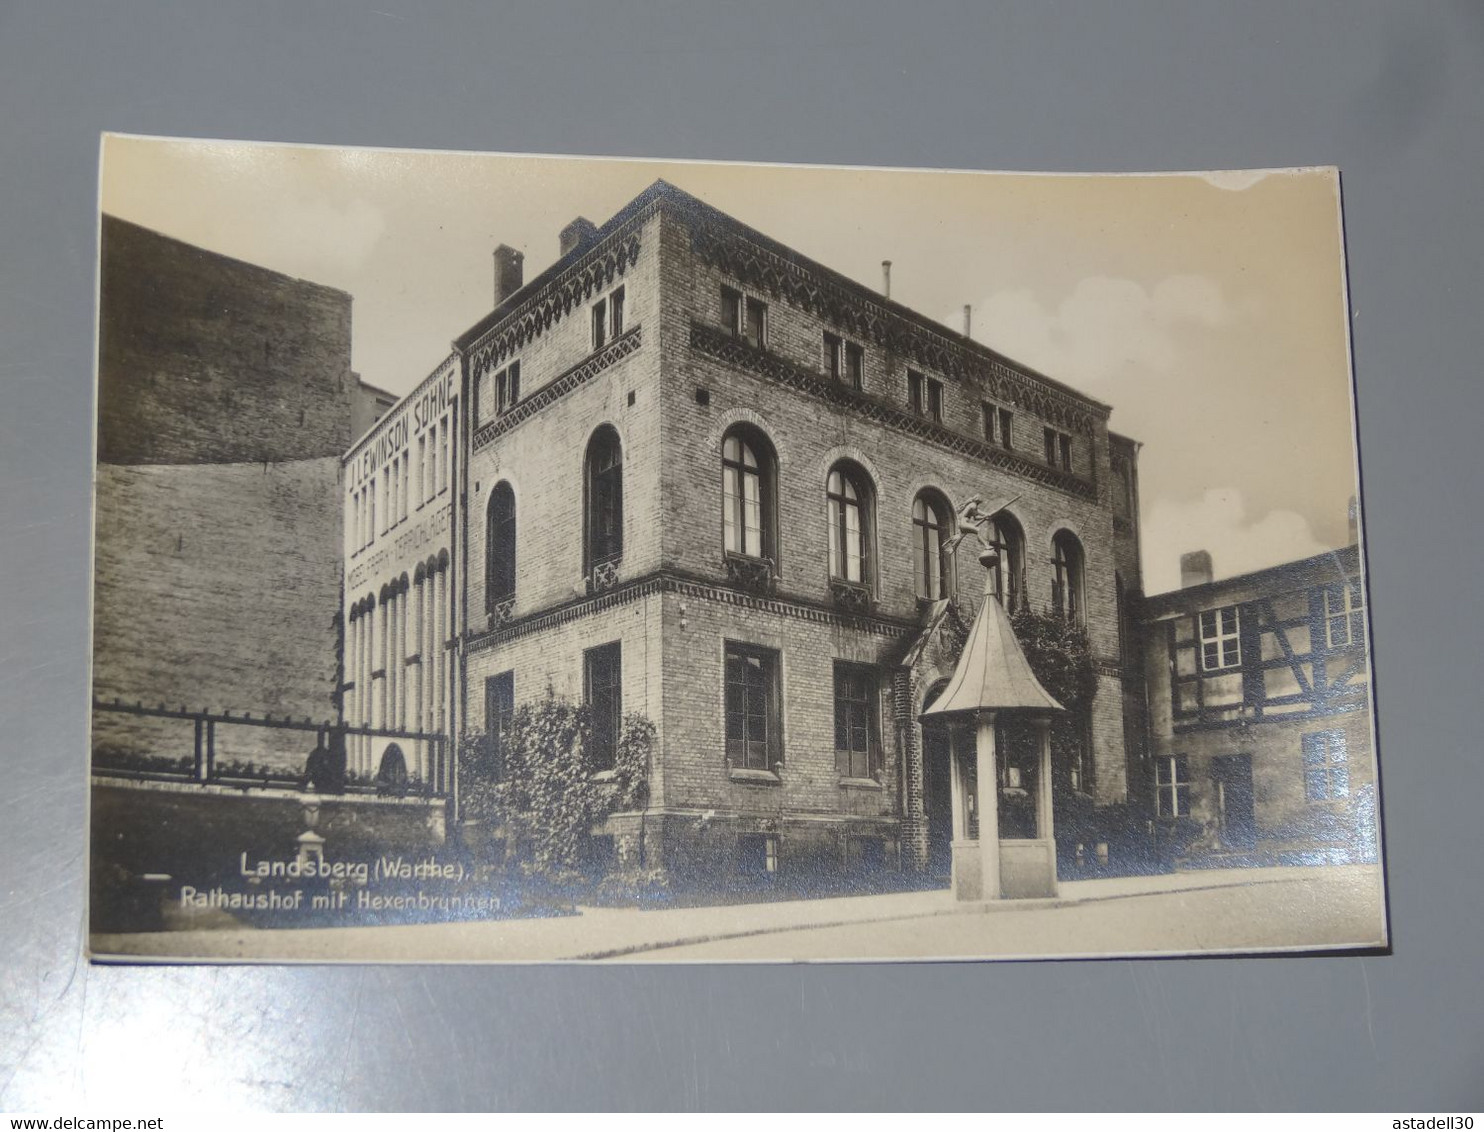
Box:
[1140,544,1377,865]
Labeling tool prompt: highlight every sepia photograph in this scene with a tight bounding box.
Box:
[88,136,1385,963]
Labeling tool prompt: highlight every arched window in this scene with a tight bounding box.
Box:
[722,426,776,561]
[1051,530,1086,622]
[912,490,952,601]
[584,426,623,573]
[826,461,875,586]
[486,482,516,610]
[987,513,1026,610]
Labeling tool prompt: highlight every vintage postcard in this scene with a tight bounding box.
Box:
[88,136,1385,962]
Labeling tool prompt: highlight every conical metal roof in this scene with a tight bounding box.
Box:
[920,583,1064,720]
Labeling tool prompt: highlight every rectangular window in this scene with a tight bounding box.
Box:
[609,286,625,337]
[1156,755,1191,817]
[823,333,864,389]
[982,401,998,443]
[1303,729,1350,801]
[907,369,925,413]
[367,489,376,547]
[721,286,742,335]
[737,832,779,875]
[744,296,766,348]
[401,451,410,521]
[926,377,943,423]
[584,643,621,772]
[438,413,450,493]
[999,407,1014,449]
[1044,427,1072,470]
[591,297,607,350]
[485,671,514,781]
[496,361,520,416]
[725,643,780,771]
[415,436,426,508]
[722,286,766,348]
[845,343,864,389]
[833,662,880,780]
[1325,581,1365,648]
[1199,606,1242,671]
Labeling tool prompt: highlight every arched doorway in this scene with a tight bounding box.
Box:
[376,743,409,795]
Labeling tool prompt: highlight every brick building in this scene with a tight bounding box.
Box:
[93,216,392,772]
[404,181,1149,882]
[341,352,460,790]
[1139,543,1377,865]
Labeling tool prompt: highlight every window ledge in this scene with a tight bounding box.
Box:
[728,768,781,786]
[589,770,618,784]
[838,776,883,791]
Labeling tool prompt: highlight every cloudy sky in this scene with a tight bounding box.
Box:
[100,136,1360,594]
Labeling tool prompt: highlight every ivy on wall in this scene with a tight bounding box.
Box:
[459,689,653,881]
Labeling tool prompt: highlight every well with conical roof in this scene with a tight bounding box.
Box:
[920,548,1065,900]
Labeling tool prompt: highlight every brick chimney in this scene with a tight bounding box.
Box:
[1180,550,1214,589]
[493,244,524,308]
[559,217,598,258]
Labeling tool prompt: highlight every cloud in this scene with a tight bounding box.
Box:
[1141,487,1333,594]
[966,274,1232,388]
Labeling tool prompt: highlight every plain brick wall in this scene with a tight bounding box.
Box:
[98,216,356,465]
[92,460,343,770]
[93,220,369,774]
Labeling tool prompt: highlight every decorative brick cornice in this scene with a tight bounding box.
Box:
[472,327,642,452]
[690,322,1098,501]
[690,221,1107,436]
[464,568,917,654]
[465,228,645,381]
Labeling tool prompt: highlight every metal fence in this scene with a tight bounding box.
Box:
[91,698,451,797]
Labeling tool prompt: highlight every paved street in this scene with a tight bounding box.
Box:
[91,864,1387,963]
